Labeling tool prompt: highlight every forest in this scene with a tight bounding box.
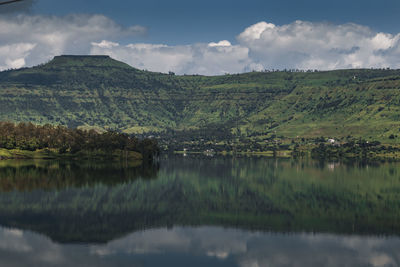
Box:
[0,122,159,160]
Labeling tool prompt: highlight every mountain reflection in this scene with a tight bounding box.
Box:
[0,160,159,191]
[0,156,400,244]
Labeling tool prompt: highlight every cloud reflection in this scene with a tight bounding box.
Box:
[0,226,399,267]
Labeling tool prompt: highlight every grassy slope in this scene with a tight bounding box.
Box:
[244,70,400,141]
[1,56,400,141]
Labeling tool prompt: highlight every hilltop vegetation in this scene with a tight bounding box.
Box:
[1,55,400,146]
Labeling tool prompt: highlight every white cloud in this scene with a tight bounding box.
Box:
[1,15,400,74]
[0,43,36,69]
[238,22,276,42]
[91,41,259,75]
[91,40,120,49]
[237,20,400,70]
[0,14,145,70]
[92,20,400,74]
[208,40,232,47]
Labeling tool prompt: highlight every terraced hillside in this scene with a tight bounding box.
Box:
[1,55,400,142]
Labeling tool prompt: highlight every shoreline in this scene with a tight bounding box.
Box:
[173,149,400,162]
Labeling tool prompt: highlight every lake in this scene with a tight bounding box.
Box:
[0,156,399,267]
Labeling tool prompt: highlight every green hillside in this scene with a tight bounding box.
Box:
[1,55,400,143]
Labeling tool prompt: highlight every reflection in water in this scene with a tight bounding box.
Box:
[0,226,399,267]
[0,156,400,242]
[0,160,159,191]
[0,156,400,266]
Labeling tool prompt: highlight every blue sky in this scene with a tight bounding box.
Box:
[0,0,400,74]
[32,0,400,44]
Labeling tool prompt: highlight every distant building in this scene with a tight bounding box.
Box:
[328,139,336,144]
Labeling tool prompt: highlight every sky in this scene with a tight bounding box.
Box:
[0,0,400,74]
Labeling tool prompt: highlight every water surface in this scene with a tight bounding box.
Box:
[0,156,399,266]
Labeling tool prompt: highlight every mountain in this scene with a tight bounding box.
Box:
[1,55,400,142]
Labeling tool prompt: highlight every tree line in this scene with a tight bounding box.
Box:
[0,122,159,159]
